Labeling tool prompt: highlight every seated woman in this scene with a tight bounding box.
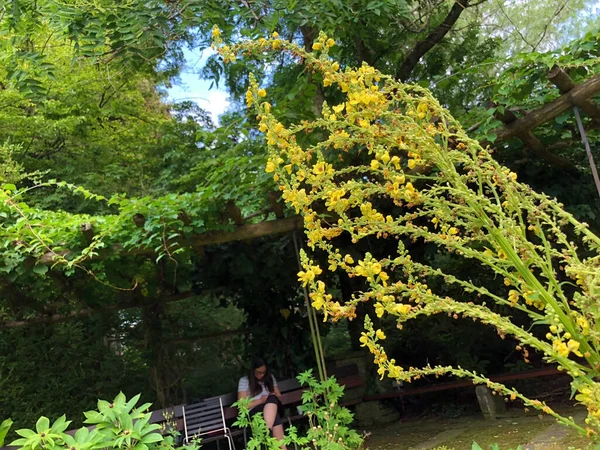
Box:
[237,357,287,450]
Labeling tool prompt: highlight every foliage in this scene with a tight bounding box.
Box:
[0,319,149,435]
[0,419,13,447]
[463,28,600,143]
[234,370,363,450]
[6,392,198,450]
[219,31,600,441]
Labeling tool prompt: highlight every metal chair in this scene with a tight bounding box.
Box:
[182,397,236,450]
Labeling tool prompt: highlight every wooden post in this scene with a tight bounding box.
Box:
[547,65,600,125]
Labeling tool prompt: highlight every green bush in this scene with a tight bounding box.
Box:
[4,393,199,450]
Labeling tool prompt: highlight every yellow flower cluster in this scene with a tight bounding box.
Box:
[215,30,600,441]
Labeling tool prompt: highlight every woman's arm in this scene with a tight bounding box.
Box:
[273,386,283,401]
[238,390,267,409]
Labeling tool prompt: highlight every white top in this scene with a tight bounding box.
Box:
[237,375,278,401]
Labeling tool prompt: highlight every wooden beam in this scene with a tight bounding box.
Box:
[547,65,600,125]
[40,216,304,265]
[493,74,600,143]
[165,328,249,345]
[189,215,303,247]
[495,108,579,175]
[0,291,226,329]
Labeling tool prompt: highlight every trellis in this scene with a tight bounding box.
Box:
[487,66,600,196]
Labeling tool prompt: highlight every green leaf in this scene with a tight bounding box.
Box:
[33,265,48,275]
[2,184,16,191]
[472,443,484,450]
[36,416,50,433]
[0,419,13,447]
[51,415,70,433]
[140,433,162,444]
[15,428,36,438]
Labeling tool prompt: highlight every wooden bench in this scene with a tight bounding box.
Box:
[149,364,364,447]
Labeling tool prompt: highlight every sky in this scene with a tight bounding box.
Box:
[167,48,230,125]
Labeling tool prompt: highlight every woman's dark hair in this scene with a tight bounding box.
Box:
[248,357,274,397]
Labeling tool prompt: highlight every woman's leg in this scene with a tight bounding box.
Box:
[262,401,278,428]
[272,424,286,449]
[263,400,287,450]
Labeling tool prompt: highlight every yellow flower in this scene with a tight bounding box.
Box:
[331,62,340,71]
[375,302,385,318]
[326,38,335,47]
[567,339,583,356]
[379,271,389,285]
[371,262,382,275]
[272,31,279,38]
[313,162,327,175]
[359,333,369,346]
[407,159,418,169]
[553,339,570,357]
[376,329,386,340]
[395,304,411,315]
[577,316,590,332]
[370,160,380,170]
[265,161,276,173]
[388,364,403,379]
[258,88,267,97]
[259,123,268,132]
[508,290,519,306]
[509,171,517,182]
[344,255,354,264]
[448,227,458,235]
[312,42,323,51]
[212,26,221,37]
[332,103,345,113]
[381,152,390,164]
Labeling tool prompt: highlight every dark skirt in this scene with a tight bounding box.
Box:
[249,394,284,427]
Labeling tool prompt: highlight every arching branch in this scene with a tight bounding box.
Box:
[396,0,482,81]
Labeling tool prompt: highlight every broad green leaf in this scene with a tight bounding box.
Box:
[36,416,50,433]
[0,419,13,447]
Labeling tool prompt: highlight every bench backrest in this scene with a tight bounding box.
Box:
[182,398,227,441]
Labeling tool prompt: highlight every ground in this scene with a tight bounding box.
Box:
[364,405,597,450]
